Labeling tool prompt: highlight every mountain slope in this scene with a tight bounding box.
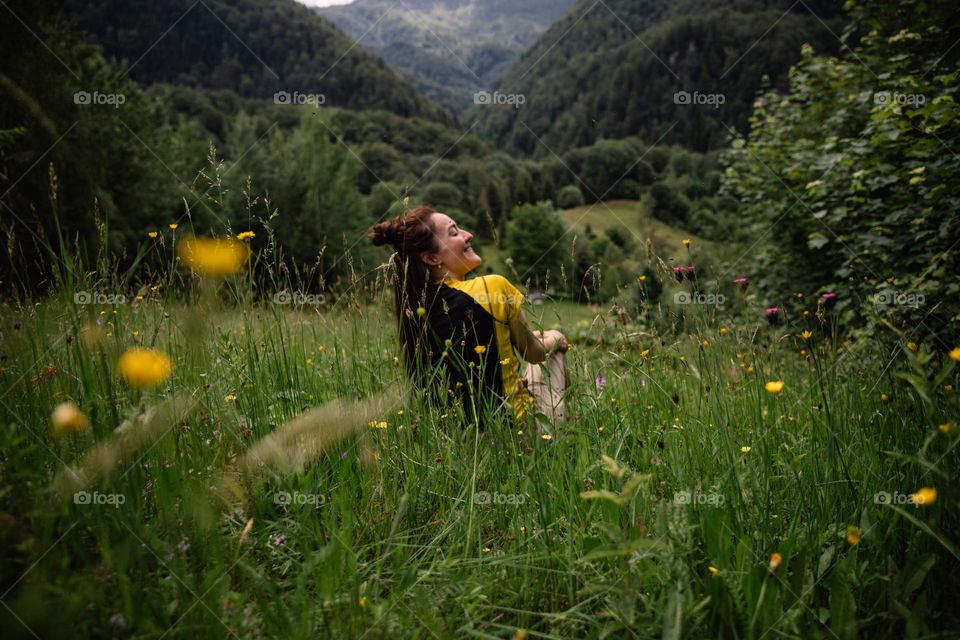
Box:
[470,0,845,154]
[69,0,453,124]
[316,0,576,115]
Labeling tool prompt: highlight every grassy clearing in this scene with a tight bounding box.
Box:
[560,200,713,259]
[0,245,958,639]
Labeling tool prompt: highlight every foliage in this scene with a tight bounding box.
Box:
[505,201,567,290]
[0,0,184,290]
[556,184,585,209]
[724,0,960,346]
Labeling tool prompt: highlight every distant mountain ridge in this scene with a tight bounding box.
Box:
[69,0,453,124]
[469,0,846,154]
[315,0,576,114]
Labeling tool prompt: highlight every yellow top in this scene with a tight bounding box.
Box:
[440,274,536,419]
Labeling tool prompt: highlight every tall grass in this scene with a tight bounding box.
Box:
[0,181,958,639]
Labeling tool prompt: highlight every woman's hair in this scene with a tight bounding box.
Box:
[369,206,441,383]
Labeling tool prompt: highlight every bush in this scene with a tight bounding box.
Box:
[505,201,567,290]
[557,185,585,209]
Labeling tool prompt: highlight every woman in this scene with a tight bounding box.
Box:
[370,206,569,428]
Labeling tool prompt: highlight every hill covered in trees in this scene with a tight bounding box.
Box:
[471,0,845,154]
[68,0,453,123]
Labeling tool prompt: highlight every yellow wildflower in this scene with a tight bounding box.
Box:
[769,552,782,570]
[881,393,890,403]
[740,446,751,453]
[682,239,691,248]
[541,433,553,441]
[317,344,325,353]
[474,345,487,355]
[225,394,237,403]
[640,349,650,357]
[236,231,255,240]
[765,380,784,394]
[148,231,158,239]
[116,348,172,388]
[949,347,960,362]
[911,487,937,506]
[846,525,861,545]
[719,327,728,335]
[358,596,367,608]
[801,330,813,341]
[906,342,918,352]
[938,423,953,433]
[500,357,512,366]
[168,223,178,230]
[708,566,718,578]
[51,402,90,438]
[178,236,249,277]
[638,275,647,282]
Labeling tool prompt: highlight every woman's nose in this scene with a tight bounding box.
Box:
[465,231,473,242]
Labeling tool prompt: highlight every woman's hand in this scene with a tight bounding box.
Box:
[538,329,569,355]
[508,311,568,364]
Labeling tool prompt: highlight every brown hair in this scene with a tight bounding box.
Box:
[369,206,441,383]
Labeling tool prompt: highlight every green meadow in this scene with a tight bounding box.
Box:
[1,238,957,640]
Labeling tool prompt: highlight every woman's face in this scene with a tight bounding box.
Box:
[423,212,481,279]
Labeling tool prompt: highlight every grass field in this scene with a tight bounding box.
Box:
[1,238,958,639]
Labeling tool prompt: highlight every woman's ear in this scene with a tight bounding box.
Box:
[420,252,440,268]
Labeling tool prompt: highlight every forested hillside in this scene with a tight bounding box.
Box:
[68,0,453,123]
[472,0,845,153]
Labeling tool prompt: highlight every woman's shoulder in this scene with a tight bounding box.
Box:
[472,273,518,292]
[468,274,523,318]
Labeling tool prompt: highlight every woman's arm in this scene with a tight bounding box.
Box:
[508,309,567,365]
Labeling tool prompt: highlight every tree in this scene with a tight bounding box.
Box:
[505,202,567,290]
[557,185,585,209]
